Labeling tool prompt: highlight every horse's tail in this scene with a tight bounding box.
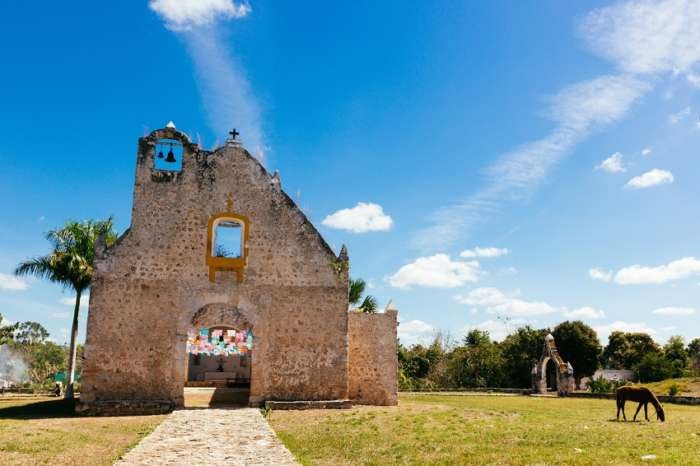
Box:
[616,386,625,407]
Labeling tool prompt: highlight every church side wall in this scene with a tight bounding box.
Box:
[347,310,398,406]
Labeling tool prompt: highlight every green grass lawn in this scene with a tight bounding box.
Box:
[0,396,165,466]
[642,378,700,397]
[270,393,700,465]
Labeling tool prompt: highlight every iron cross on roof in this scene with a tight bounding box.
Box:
[229,128,239,140]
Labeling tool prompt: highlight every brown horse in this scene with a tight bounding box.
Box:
[616,386,665,422]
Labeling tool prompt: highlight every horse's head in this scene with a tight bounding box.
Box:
[656,406,665,422]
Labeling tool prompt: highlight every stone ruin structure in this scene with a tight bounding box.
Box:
[77,125,398,415]
[531,333,575,395]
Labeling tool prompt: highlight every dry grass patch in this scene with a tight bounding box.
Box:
[270,393,700,465]
[0,397,165,466]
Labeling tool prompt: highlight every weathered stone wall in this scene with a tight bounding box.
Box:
[78,128,350,415]
[347,310,398,405]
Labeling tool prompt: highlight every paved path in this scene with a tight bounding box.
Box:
[116,408,299,465]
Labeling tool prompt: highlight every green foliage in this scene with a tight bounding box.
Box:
[499,326,549,388]
[635,352,673,382]
[664,335,689,378]
[552,321,601,385]
[358,295,377,314]
[668,383,680,396]
[448,331,504,388]
[601,331,661,369]
[14,218,116,398]
[587,376,629,394]
[348,277,377,313]
[348,278,366,306]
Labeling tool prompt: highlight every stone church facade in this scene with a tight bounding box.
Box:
[77,126,397,415]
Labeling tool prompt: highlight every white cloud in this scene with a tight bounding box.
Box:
[652,306,697,316]
[668,106,692,124]
[457,287,605,320]
[49,312,71,319]
[414,75,649,250]
[688,72,700,88]
[641,147,652,156]
[322,202,393,233]
[660,325,677,332]
[614,257,700,285]
[59,295,89,309]
[151,0,264,160]
[149,0,251,30]
[464,318,528,342]
[455,288,559,317]
[459,247,509,258]
[595,152,626,173]
[594,320,657,343]
[581,0,700,75]
[589,267,613,282]
[398,319,435,347]
[388,254,480,289]
[625,169,674,189]
[0,273,29,291]
[563,307,607,320]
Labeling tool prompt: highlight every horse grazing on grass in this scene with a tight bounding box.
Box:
[616,386,665,422]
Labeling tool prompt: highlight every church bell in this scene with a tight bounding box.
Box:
[165,146,176,163]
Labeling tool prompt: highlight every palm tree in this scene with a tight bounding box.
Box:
[349,277,378,313]
[15,219,116,399]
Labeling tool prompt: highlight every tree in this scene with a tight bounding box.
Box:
[0,313,17,345]
[664,335,689,378]
[15,219,116,398]
[635,352,672,382]
[500,326,549,388]
[688,338,700,376]
[449,330,504,388]
[601,331,661,369]
[13,321,49,345]
[552,321,601,388]
[348,277,377,313]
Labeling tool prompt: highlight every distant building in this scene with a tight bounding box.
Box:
[580,369,635,389]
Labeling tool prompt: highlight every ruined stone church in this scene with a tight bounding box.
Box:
[77,125,397,415]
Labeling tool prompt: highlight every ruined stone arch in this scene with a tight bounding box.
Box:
[531,334,575,395]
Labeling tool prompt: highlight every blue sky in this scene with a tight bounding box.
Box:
[1,0,698,347]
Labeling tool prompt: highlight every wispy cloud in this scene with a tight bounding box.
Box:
[589,267,613,282]
[0,273,29,291]
[652,306,697,316]
[149,1,265,159]
[459,247,509,259]
[625,168,674,189]
[414,0,700,250]
[668,106,692,124]
[595,152,626,173]
[456,287,605,320]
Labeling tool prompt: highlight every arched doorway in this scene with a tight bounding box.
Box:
[183,304,256,407]
[545,358,558,392]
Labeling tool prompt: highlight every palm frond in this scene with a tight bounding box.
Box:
[349,278,366,306]
[359,295,378,314]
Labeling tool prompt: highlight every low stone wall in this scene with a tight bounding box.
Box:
[402,388,532,395]
[568,392,700,405]
[76,399,175,416]
[265,399,352,410]
[348,310,398,406]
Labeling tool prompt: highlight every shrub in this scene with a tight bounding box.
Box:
[668,383,680,397]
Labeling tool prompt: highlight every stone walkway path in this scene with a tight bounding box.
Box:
[116,408,299,465]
